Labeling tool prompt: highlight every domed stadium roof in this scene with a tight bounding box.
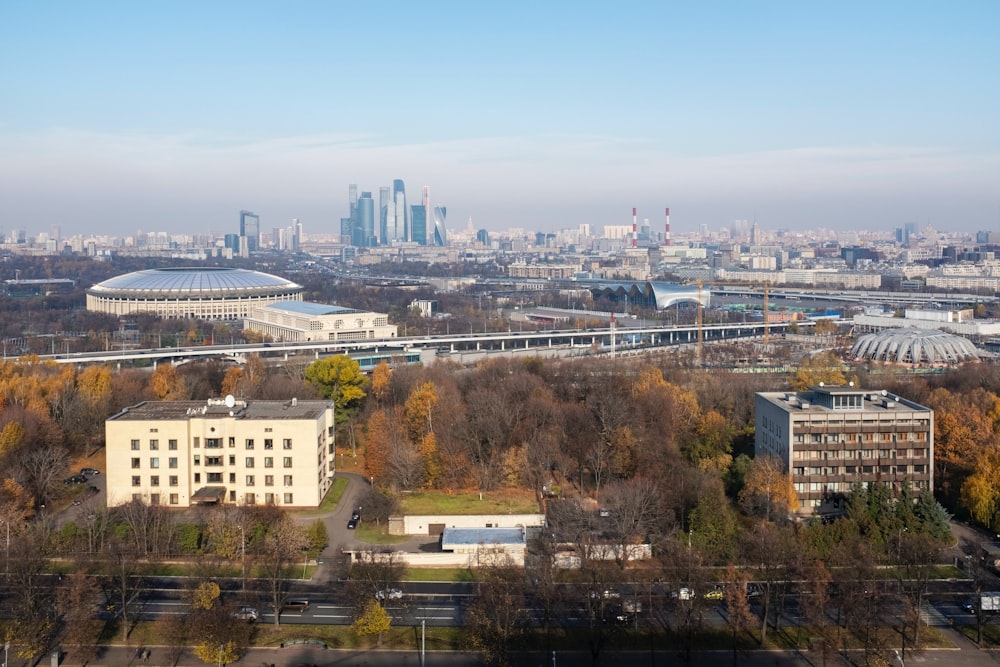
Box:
[89,267,301,297]
[851,328,979,365]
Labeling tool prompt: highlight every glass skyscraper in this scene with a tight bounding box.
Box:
[410,204,427,246]
[378,186,391,244]
[239,210,259,252]
[354,192,375,247]
[392,179,407,242]
[432,206,447,246]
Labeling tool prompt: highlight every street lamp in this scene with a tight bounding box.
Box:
[217,643,224,667]
[893,649,903,667]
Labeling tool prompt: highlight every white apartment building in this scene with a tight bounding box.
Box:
[755,385,933,517]
[106,398,336,509]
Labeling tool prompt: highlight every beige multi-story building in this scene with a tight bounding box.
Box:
[106,397,335,509]
[755,385,933,517]
[243,301,397,343]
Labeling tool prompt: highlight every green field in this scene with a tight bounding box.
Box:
[400,490,539,515]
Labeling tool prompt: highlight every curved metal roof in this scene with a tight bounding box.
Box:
[88,268,302,297]
[851,327,979,365]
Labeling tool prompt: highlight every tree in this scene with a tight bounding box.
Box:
[790,351,852,391]
[737,455,797,521]
[466,549,527,667]
[721,565,755,666]
[305,519,328,559]
[352,599,391,646]
[149,362,187,400]
[304,355,367,422]
[260,514,309,627]
[57,570,103,666]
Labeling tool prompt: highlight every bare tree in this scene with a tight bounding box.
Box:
[57,569,103,665]
[259,514,308,627]
[466,549,527,667]
[603,476,660,569]
[100,536,144,641]
[17,444,70,507]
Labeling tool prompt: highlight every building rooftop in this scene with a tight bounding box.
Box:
[89,267,301,296]
[757,387,931,414]
[108,398,333,422]
[260,301,358,317]
[441,527,526,547]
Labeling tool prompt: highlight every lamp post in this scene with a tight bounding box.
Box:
[217,643,224,667]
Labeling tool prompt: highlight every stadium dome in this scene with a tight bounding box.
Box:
[850,328,980,365]
[86,267,303,320]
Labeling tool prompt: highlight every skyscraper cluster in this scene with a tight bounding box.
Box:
[227,210,300,257]
[342,180,447,247]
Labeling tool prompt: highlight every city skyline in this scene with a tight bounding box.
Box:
[1,2,998,237]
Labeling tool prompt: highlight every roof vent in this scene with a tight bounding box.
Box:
[799,401,810,409]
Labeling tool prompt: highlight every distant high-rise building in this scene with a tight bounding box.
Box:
[392,179,407,241]
[410,204,427,246]
[477,229,490,246]
[348,184,358,225]
[224,234,240,252]
[354,192,376,247]
[340,217,353,244]
[240,210,260,252]
[378,186,391,244]
[432,206,448,246]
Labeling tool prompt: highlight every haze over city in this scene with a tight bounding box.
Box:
[1,1,998,237]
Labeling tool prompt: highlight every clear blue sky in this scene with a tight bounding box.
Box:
[1,1,997,237]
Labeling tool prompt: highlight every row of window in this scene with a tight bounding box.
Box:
[795,479,928,496]
[131,474,294,487]
[793,448,929,461]
[131,456,293,469]
[130,437,292,451]
[792,464,927,476]
[132,492,296,506]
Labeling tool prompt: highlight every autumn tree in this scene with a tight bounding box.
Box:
[789,351,853,391]
[150,362,187,400]
[737,454,797,521]
[57,570,103,665]
[260,514,309,627]
[352,599,391,646]
[304,355,367,422]
[466,550,527,667]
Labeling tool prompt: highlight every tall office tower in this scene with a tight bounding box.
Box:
[410,204,427,245]
[750,221,761,245]
[353,192,376,247]
[421,186,431,244]
[348,184,358,225]
[240,210,260,252]
[392,179,407,241]
[378,186,391,243]
[432,206,448,246]
[476,229,490,246]
[224,234,240,252]
[292,219,302,252]
[340,217,353,244]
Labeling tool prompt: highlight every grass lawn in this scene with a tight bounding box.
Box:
[404,568,475,582]
[355,523,409,545]
[295,476,349,517]
[401,489,539,515]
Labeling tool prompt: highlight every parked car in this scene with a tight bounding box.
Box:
[80,468,100,477]
[233,606,258,621]
[63,474,87,485]
[962,598,977,614]
[704,586,724,600]
[347,517,358,529]
[351,507,361,520]
[675,587,694,601]
[375,588,403,601]
[86,485,100,496]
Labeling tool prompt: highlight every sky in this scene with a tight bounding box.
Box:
[1,1,998,238]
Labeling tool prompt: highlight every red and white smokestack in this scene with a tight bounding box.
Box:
[665,207,671,246]
[632,207,638,248]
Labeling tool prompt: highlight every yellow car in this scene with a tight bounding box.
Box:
[704,588,724,600]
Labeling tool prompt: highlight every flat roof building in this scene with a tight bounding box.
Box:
[755,385,933,517]
[243,301,397,342]
[105,397,335,509]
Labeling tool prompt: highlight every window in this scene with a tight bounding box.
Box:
[169,475,178,487]
[149,428,158,433]
[264,439,273,449]
[150,458,159,469]
[194,473,201,483]
[132,476,141,487]
[229,491,236,502]
[246,475,255,486]
[265,492,275,504]
[193,455,201,465]
[169,457,178,469]
[169,439,178,450]
[246,457,254,468]
[283,438,293,449]
[131,439,140,451]
[283,475,293,486]
[207,473,223,483]
[149,439,159,450]
[229,455,236,465]
[283,493,293,504]
[206,438,222,449]
[265,427,273,433]
[265,475,274,486]
[133,493,142,502]
[193,437,200,448]
[245,439,254,450]
[229,437,236,447]
[264,457,273,468]
[169,494,178,505]
[283,457,292,468]
[131,458,140,469]
[229,473,236,483]
[150,475,160,487]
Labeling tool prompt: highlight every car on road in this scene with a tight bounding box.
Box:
[347,517,359,529]
[80,467,100,477]
[351,507,361,520]
[962,599,977,614]
[704,587,724,600]
[281,599,310,613]
[673,587,694,601]
[233,606,258,621]
[63,474,87,485]
[375,588,403,601]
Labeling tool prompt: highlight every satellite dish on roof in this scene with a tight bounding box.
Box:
[225,394,235,408]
